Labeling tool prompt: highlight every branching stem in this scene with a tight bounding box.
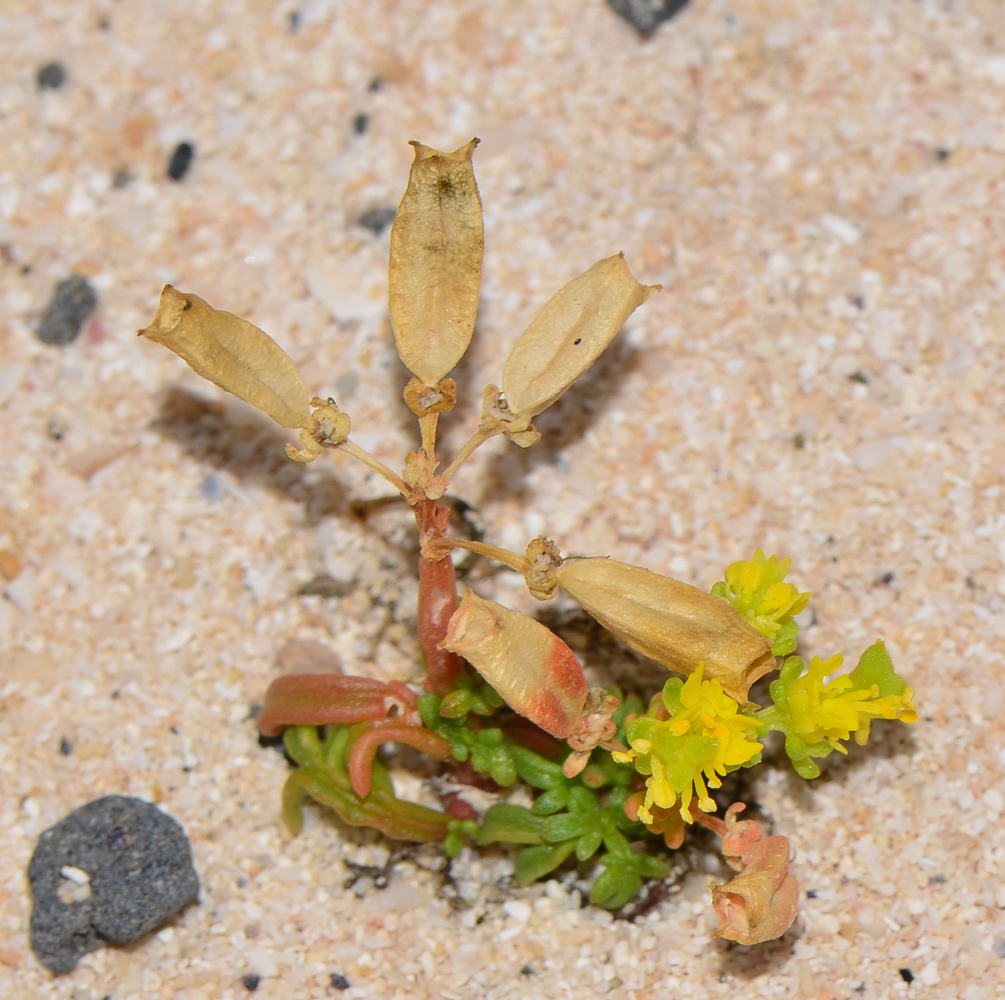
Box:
[436,536,529,575]
[339,438,412,497]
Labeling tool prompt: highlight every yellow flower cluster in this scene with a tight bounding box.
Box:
[715,549,810,642]
[786,653,918,751]
[614,664,763,824]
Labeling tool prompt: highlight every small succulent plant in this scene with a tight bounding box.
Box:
[140,139,916,944]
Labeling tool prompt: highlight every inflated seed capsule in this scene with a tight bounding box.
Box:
[139,286,310,429]
[501,254,659,422]
[388,138,483,387]
[440,590,588,738]
[554,558,774,704]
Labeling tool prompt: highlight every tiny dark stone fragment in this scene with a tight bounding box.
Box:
[928,873,947,884]
[112,167,133,189]
[793,433,806,450]
[995,936,1005,959]
[368,77,383,92]
[358,206,397,235]
[242,972,261,991]
[847,370,870,385]
[297,573,353,598]
[805,889,817,898]
[330,972,351,990]
[936,147,952,162]
[37,61,67,90]
[876,571,895,586]
[287,9,301,31]
[59,737,73,756]
[28,795,199,974]
[353,112,369,135]
[167,142,195,182]
[899,968,914,983]
[606,0,690,36]
[521,964,535,975]
[37,275,98,346]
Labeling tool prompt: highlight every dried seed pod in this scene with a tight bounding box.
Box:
[555,558,773,704]
[140,285,310,429]
[440,590,588,739]
[501,254,658,421]
[388,139,483,387]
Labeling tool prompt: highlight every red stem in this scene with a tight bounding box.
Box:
[415,499,464,695]
[258,674,415,737]
[347,720,454,798]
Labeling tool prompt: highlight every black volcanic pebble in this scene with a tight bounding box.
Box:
[606,0,690,35]
[358,206,397,235]
[37,62,67,90]
[167,141,195,181]
[37,275,98,346]
[28,795,199,974]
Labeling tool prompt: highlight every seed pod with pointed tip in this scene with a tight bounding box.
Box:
[139,285,310,429]
[501,254,658,422]
[440,590,588,739]
[388,139,483,387]
[554,558,774,704]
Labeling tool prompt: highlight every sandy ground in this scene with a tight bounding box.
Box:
[2,1,1005,997]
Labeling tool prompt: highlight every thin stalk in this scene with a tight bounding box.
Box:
[437,426,498,488]
[339,438,412,497]
[419,412,440,460]
[437,536,529,575]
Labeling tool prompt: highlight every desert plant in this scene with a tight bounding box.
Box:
[139,139,916,944]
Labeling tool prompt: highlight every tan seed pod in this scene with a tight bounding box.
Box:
[388,139,484,387]
[139,286,310,429]
[501,254,659,421]
[440,590,588,739]
[555,558,774,704]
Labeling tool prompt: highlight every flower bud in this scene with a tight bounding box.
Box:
[388,139,483,386]
[555,558,773,703]
[501,254,658,420]
[440,590,588,738]
[139,285,310,429]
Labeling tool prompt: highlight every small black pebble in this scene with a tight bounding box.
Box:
[606,0,690,36]
[37,275,98,346]
[242,972,261,991]
[847,370,870,385]
[28,795,199,974]
[928,873,946,884]
[367,77,383,92]
[167,142,195,182]
[59,737,73,756]
[520,964,535,975]
[935,147,952,161]
[805,889,817,898]
[849,294,866,309]
[899,968,914,983]
[112,167,132,189]
[853,984,867,994]
[353,112,369,135]
[793,432,806,450]
[247,703,262,721]
[358,206,397,235]
[287,10,301,31]
[877,571,895,586]
[330,972,351,990]
[170,725,180,735]
[37,61,67,90]
[994,936,1005,959]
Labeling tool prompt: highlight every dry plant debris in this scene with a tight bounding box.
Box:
[139,139,916,945]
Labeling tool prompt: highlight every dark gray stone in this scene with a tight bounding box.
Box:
[606,0,691,36]
[357,206,397,235]
[37,275,98,346]
[28,795,199,974]
[37,62,67,90]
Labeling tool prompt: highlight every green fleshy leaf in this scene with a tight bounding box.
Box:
[590,859,642,910]
[531,788,569,816]
[439,689,474,718]
[478,803,544,845]
[541,811,597,843]
[514,841,577,885]
[576,829,603,861]
[771,617,799,657]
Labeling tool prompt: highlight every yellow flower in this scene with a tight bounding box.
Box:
[786,653,917,751]
[714,549,810,642]
[614,664,763,824]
